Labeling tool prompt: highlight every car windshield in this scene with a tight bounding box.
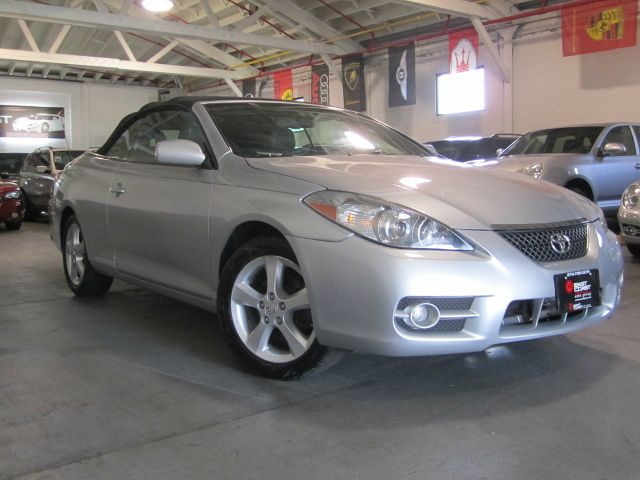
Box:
[0,154,24,174]
[52,150,83,170]
[501,127,603,156]
[204,102,427,158]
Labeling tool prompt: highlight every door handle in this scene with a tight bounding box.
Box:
[109,183,125,196]
[635,163,640,169]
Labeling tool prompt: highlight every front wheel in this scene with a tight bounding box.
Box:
[218,237,333,379]
[62,215,113,296]
[4,219,22,231]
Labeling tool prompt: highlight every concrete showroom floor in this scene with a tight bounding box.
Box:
[1,220,639,480]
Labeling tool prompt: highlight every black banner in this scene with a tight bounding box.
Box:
[0,105,66,139]
[388,43,416,107]
[242,78,256,98]
[311,63,330,105]
[342,54,366,112]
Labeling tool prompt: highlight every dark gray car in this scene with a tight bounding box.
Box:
[487,124,640,216]
[19,147,84,220]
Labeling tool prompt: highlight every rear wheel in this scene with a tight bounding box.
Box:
[628,244,640,258]
[62,215,113,296]
[218,237,334,379]
[5,219,22,231]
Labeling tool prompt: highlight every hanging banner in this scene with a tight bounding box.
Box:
[388,43,416,107]
[448,29,479,74]
[242,78,256,98]
[311,63,330,105]
[342,54,366,112]
[561,0,637,56]
[273,70,294,100]
[257,77,270,98]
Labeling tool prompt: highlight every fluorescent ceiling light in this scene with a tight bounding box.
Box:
[141,0,174,12]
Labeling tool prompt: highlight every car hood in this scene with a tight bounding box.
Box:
[0,181,19,194]
[246,155,600,230]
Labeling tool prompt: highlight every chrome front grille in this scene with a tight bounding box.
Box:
[495,220,589,262]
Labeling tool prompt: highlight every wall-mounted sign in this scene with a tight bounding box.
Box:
[388,43,416,107]
[342,54,366,112]
[0,105,66,139]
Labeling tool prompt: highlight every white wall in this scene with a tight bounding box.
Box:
[197,17,640,142]
[0,77,158,152]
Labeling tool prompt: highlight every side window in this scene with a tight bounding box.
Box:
[107,109,209,164]
[22,153,37,173]
[603,126,636,155]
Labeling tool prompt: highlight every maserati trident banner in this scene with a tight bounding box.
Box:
[342,54,366,112]
[0,105,66,139]
[561,0,637,56]
[448,29,479,73]
[388,43,416,107]
[311,63,330,105]
[242,78,256,98]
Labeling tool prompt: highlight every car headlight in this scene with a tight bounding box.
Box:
[622,183,640,209]
[304,190,474,251]
[4,190,21,200]
[520,162,544,179]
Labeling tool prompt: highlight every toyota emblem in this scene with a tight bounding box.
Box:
[550,233,571,254]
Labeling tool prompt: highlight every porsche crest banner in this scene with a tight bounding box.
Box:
[342,54,366,112]
[449,29,479,73]
[242,78,256,98]
[311,63,330,105]
[561,0,637,56]
[388,43,416,107]
[274,70,293,100]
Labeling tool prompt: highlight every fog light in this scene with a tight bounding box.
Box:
[405,303,440,329]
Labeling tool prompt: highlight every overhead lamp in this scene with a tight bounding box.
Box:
[141,0,174,12]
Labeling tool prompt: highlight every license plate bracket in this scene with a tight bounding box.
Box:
[554,269,601,313]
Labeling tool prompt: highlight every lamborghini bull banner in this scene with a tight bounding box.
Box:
[342,54,366,112]
[0,105,66,139]
[561,0,637,56]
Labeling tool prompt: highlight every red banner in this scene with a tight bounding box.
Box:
[448,29,478,74]
[561,0,637,56]
[273,70,293,100]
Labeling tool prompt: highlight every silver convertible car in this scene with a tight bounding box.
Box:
[50,98,624,378]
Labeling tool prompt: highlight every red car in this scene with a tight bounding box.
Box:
[0,179,25,230]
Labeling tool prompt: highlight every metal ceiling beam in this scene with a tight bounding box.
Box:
[470,17,509,82]
[17,19,40,52]
[257,0,361,52]
[0,0,346,55]
[199,0,220,27]
[233,5,270,32]
[0,48,243,79]
[396,0,497,19]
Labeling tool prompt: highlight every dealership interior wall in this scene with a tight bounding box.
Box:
[2,18,640,150]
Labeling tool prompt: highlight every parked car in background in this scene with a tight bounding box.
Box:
[0,179,24,230]
[425,134,521,161]
[618,180,640,257]
[19,147,85,220]
[50,97,623,379]
[12,114,64,134]
[483,124,640,217]
[0,153,26,180]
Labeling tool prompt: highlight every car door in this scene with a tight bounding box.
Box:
[106,108,216,299]
[592,125,639,213]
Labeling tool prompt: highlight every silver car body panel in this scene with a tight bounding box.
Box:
[50,100,624,357]
[490,123,640,216]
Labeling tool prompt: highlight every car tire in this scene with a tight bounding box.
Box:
[628,244,640,258]
[218,237,335,379]
[4,219,22,231]
[62,214,113,297]
[41,122,50,133]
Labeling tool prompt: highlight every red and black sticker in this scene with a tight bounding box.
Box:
[555,269,601,313]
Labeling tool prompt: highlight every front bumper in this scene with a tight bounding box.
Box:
[0,197,24,223]
[618,207,640,246]
[290,221,624,356]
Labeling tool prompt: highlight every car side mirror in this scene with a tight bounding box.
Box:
[601,142,627,157]
[496,148,504,157]
[156,140,206,167]
[35,165,50,174]
[0,171,8,179]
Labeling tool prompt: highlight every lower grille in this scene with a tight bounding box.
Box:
[495,220,589,262]
[621,223,640,237]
